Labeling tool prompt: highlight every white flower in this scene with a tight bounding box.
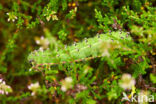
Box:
[6,12,18,22]
[29,68,32,72]
[61,77,73,92]
[0,79,2,83]
[28,82,40,96]
[7,18,10,22]
[41,36,44,40]
[39,47,44,52]
[119,73,136,90]
[35,36,50,50]
[0,79,12,95]
[65,77,73,83]
[31,92,35,96]
[61,86,67,92]
[36,40,40,44]
[28,82,40,90]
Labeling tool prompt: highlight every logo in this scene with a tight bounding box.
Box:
[122,92,154,103]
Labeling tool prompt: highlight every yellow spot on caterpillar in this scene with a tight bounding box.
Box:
[54,87,57,90]
[107,81,110,83]
[149,65,152,68]
[68,3,71,7]
[141,6,144,10]
[152,52,156,55]
[72,3,76,7]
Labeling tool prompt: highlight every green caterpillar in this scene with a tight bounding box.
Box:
[28,31,132,69]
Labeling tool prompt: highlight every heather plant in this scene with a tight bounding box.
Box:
[0,0,155,104]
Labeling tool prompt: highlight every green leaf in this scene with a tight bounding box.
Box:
[62,0,67,10]
[150,74,156,84]
[0,4,3,10]
[86,99,96,104]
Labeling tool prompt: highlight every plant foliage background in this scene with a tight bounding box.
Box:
[0,0,156,104]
